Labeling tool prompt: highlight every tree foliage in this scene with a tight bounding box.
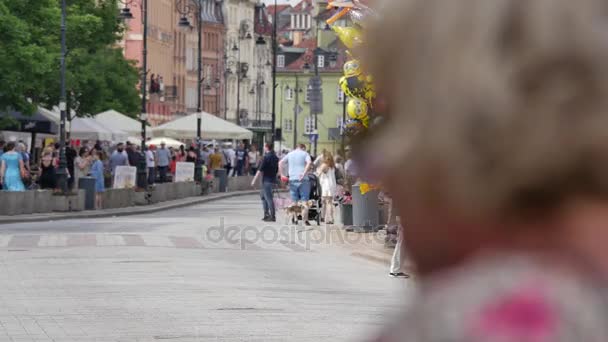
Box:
[0,0,139,122]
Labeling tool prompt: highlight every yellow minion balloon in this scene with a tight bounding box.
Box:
[343,60,362,78]
[347,98,368,121]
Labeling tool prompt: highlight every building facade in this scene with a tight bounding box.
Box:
[122,0,227,128]
[182,0,225,117]
[223,0,273,146]
[271,0,348,155]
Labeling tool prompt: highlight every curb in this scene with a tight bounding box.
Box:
[0,190,261,225]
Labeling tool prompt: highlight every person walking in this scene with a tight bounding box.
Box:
[176,145,187,162]
[126,141,139,168]
[279,143,313,224]
[388,220,409,278]
[156,142,170,183]
[73,147,91,189]
[248,145,260,176]
[186,146,197,163]
[65,143,77,189]
[317,152,338,224]
[0,141,26,191]
[252,143,279,222]
[38,147,57,190]
[200,145,211,171]
[145,145,156,185]
[0,140,4,188]
[235,143,247,176]
[89,149,105,209]
[109,142,128,180]
[209,147,224,171]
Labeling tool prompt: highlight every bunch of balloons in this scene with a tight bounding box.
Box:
[326,1,377,138]
[327,1,379,194]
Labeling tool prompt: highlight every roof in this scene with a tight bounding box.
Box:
[267,4,290,17]
[279,37,346,73]
[254,4,273,36]
[292,0,314,13]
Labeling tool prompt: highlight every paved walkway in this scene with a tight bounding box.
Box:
[0,195,412,341]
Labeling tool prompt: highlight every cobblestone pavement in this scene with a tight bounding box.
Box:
[0,196,411,342]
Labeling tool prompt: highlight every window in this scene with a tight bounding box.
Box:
[277,55,285,68]
[317,55,325,68]
[336,86,345,102]
[284,119,293,132]
[186,88,196,109]
[285,87,293,100]
[304,116,315,134]
[305,85,312,102]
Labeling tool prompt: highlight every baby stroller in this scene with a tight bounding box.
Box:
[305,173,322,225]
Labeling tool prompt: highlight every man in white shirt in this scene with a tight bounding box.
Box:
[146,145,156,185]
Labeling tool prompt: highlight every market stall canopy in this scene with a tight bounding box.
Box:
[69,118,129,142]
[94,110,146,136]
[151,112,253,140]
[38,107,129,142]
[146,137,185,149]
[0,109,59,134]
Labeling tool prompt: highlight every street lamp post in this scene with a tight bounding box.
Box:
[119,0,148,190]
[57,0,68,194]
[176,0,204,183]
[271,0,278,146]
[291,74,301,149]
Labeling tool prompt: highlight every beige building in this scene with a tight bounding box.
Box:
[223,0,273,144]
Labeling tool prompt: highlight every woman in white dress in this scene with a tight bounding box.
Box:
[317,152,337,224]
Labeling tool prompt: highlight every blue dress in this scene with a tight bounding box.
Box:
[90,160,105,193]
[1,153,25,191]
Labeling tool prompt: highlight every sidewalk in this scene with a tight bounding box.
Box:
[0,190,260,225]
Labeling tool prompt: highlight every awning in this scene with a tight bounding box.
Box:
[146,137,185,149]
[151,112,253,140]
[0,109,59,134]
[69,117,129,142]
[94,110,146,136]
[37,107,129,142]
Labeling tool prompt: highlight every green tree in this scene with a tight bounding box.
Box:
[0,0,140,124]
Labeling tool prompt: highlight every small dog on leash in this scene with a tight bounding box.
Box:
[285,200,315,225]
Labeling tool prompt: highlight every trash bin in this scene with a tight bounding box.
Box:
[213,169,228,193]
[78,177,96,210]
[340,204,353,226]
[352,183,380,232]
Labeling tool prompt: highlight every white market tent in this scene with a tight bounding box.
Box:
[38,107,129,142]
[151,112,253,140]
[94,110,145,136]
[69,117,129,142]
[146,137,184,149]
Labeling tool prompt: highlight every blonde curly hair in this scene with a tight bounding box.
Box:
[361,0,608,220]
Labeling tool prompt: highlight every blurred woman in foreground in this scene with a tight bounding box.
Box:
[361,0,608,340]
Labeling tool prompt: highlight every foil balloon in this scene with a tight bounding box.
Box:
[339,75,366,100]
[359,183,380,195]
[347,98,368,121]
[332,26,363,49]
[343,60,362,78]
[345,119,366,136]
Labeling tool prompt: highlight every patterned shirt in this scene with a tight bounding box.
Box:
[374,254,608,342]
